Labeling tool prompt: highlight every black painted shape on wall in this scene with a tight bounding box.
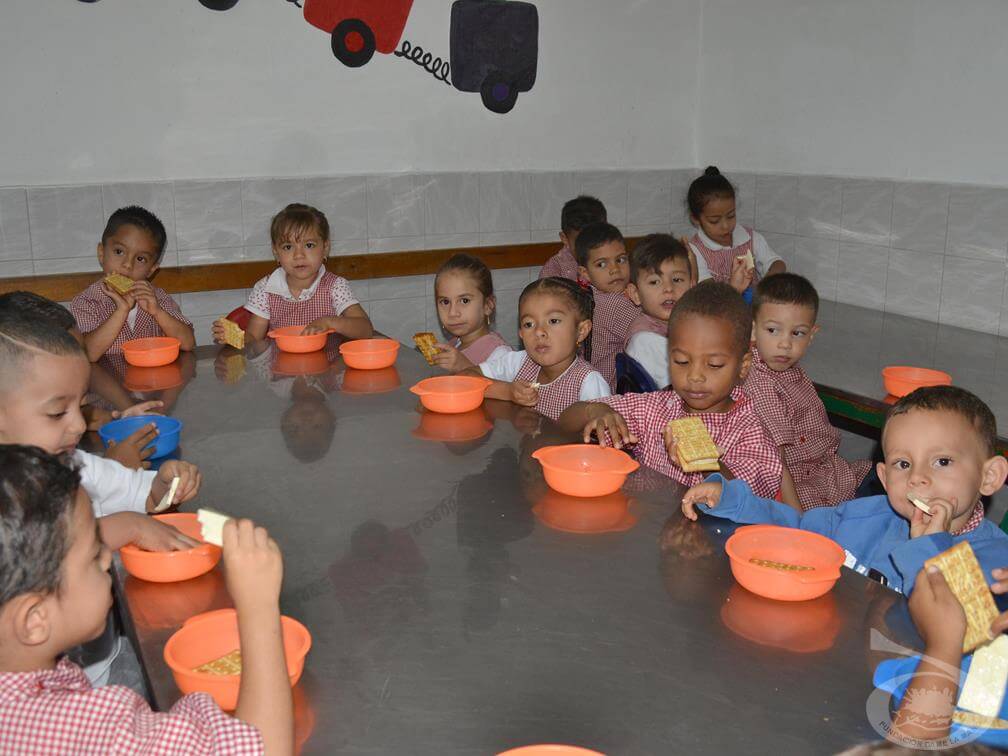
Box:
[198,0,241,9]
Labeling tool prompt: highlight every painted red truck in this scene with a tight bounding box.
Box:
[303,0,415,68]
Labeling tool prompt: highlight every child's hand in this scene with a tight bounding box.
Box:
[105,421,158,470]
[583,408,637,448]
[211,319,229,345]
[510,380,540,407]
[682,481,723,521]
[222,518,284,611]
[102,281,135,312]
[728,256,754,294]
[910,566,967,653]
[149,460,201,511]
[301,318,334,336]
[116,400,165,419]
[988,567,1008,637]
[431,343,474,373]
[909,497,955,538]
[132,514,201,552]
[131,280,160,314]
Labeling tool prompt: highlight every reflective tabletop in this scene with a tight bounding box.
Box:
[102,336,919,755]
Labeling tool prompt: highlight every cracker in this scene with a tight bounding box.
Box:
[959,634,1008,718]
[104,273,134,295]
[925,541,999,653]
[413,332,439,365]
[908,495,932,515]
[194,649,242,676]
[220,318,245,350]
[154,476,179,514]
[737,250,755,271]
[197,508,231,547]
[667,417,720,472]
[953,710,1008,730]
[749,558,814,572]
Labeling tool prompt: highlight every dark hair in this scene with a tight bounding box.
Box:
[753,273,820,319]
[0,312,85,390]
[270,203,331,246]
[561,195,607,236]
[687,166,736,219]
[0,291,75,331]
[630,234,691,283]
[887,386,998,457]
[101,206,168,263]
[573,222,625,268]
[0,445,79,606]
[667,280,752,356]
[436,253,494,299]
[519,277,594,361]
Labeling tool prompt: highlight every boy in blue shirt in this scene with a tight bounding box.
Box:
[682,385,1008,595]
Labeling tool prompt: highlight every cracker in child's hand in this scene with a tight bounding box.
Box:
[667,417,720,472]
[952,710,1008,730]
[908,495,931,515]
[197,508,232,547]
[958,634,1008,718]
[104,273,134,295]
[413,332,439,365]
[737,250,755,271]
[924,541,999,653]
[194,649,242,676]
[220,318,245,350]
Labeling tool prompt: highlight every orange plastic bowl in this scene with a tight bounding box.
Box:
[882,366,952,398]
[268,326,331,353]
[409,375,492,414]
[534,490,636,534]
[412,408,493,443]
[122,337,181,367]
[163,608,312,711]
[119,513,221,583]
[123,363,184,392]
[499,747,604,756]
[725,524,845,601]
[342,366,402,395]
[339,338,399,370]
[531,444,640,498]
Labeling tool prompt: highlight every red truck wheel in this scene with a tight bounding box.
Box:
[331,19,377,68]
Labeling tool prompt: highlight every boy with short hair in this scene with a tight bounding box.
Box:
[573,222,640,389]
[682,385,1008,595]
[71,206,195,362]
[0,445,293,754]
[623,234,694,390]
[745,273,871,510]
[538,195,607,282]
[560,281,782,498]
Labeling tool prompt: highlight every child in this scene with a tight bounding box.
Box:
[623,234,694,390]
[574,222,641,389]
[686,167,786,296]
[745,273,871,509]
[470,277,610,420]
[71,206,195,363]
[682,385,1008,595]
[0,446,293,754]
[538,195,607,281]
[559,281,782,499]
[429,253,513,372]
[215,203,373,343]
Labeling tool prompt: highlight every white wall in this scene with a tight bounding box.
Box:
[0,0,700,186]
[696,0,1008,185]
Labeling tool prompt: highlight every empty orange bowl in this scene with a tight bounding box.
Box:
[531,444,640,498]
[340,338,399,370]
[342,366,402,395]
[268,326,331,353]
[163,608,312,710]
[119,513,221,583]
[725,524,845,601]
[881,366,952,397]
[534,490,636,534]
[499,747,604,756]
[122,337,181,367]
[410,375,492,414]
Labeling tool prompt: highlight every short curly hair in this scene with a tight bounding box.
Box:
[667,280,752,356]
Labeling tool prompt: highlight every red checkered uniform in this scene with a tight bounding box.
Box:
[0,658,262,755]
[744,349,871,509]
[516,354,596,421]
[538,246,579,281]
[955,503,986,535]
[690,226,757,285]
[246,268,358,330]
[595,386,782,498]
[589,286,641,389]
[70,281,191,355]
[458,331,512,365]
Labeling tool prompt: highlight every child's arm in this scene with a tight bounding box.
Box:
[557,401,638,448]
[484,378,538,406]
[226,518,294,756]
[302,303,374,339]
[243,313,270,343]
[97,511,200,551]
[131,282,196,351]
[766,260,786,277]
[146,460,201,512]
[681,476,803,528]
[81,284,134,362]
[778,463,803,513]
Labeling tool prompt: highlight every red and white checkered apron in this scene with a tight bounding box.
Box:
[690,227,758,285]
[267,271,342,330]
[516,354,594,421]
[70,281,191,354]
[590,287,641,390]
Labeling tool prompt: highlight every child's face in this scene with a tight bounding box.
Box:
[667,314,750,413]
[578,240,629,293]
[693,196,737,247]
[519,292,590,371]
[435,270,493,340]
[752,302,819,371]
[274,228,329,286]
[0,352,89,454]
[97,223,161,282]
[878,408,1008,524]
[627,258,692,322]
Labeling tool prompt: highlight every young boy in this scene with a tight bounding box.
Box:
[745,274,871,510]
[682,385,1008,595]
[559,281,782,499]
[538,195,607,282]
[623,234,694,390]
[71,206,195,362]
[574,221,640,389]
[0,446,293,754]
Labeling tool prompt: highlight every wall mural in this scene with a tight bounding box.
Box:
[79,0,539,114]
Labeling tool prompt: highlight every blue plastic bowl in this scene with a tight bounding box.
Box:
[98,415,182,460]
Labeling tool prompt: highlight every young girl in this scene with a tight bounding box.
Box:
[430,254,513,372]
[470,277,611,421]
[686,167,786,299]
[213,203,373,343]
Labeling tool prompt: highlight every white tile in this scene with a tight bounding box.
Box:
[190,315,220,348]
[101,182,177,253]
[530,228,563,244]
[366,174,424,238]
[627,171,672,227]
[177,289,248,318]
[33,256,102,275]
[836,242,888,309]
[840,179,893,246]
[422,173,479,235]
[492,267,531,291]
[760,232,795,268]
[529,172,576,231]
[158,250,180,270]
[478,173,530,233]
[577,171,628,227]
[369,274,428,300]
[479,231,531,247]
[670,169,695,226]
[173,180,243,251]
[754,174,797,234]
[305,176,367,242]
[624,223,673,237]
[424,233,480,250]
[0,259,34,277]
[729,172,756,228]
[367,235,425,253]
[493,287,522,347]
[178,247,252,267]
[946,185,1008,262]
[242,178,306,246]
[938,256,1004,334]
[792,237,839,301]
[885,248,943,322]
[345,278,368,302]
[890,182,950,256]
[28,185,104,259]
[0,187,31,261]
[329,239,367,257]
[367,296,428,346]
[796,176,842,239]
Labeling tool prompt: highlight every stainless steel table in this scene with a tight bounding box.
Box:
[105,338,915,755]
